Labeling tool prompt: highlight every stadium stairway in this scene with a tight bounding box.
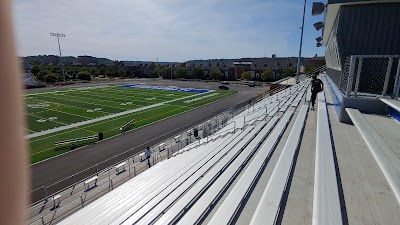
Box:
[28,76,400,225]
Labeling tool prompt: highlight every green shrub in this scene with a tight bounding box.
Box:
[77,71,92,81]
[44,73,61,83]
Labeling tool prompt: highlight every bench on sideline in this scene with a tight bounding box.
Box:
[313,92,343,225]
[84,176,98,192]
[55,135,97,146]
[249,105,309,225]
[346,108,400,205]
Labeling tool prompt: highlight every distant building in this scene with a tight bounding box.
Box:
[308,54,326,68]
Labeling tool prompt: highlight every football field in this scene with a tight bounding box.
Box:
[25,84,237,163]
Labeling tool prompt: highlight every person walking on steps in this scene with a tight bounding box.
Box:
[145,147,152,168]
[311,74,324,110]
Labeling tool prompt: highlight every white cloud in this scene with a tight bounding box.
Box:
[13,0,314,61]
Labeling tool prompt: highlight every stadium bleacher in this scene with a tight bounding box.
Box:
[24,71,44,88]
[28,75,400,225]
[49,80,309,225]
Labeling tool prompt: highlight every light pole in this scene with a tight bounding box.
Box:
[50,33,66,81]
[296,0,307,83]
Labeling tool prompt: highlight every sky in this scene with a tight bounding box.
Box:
[13,0,325,62]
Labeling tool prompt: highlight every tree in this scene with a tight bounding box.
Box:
[37,70,50,81]
[77,71,92,81]
[209,69,222,80]
[44,73,61,83]
[99,66,106,76]
[51,65,61,73]
[149,65,161,78]
[282,67,296,77]
[176,67,188,79]
[192,67,204,79]
[79,66,89,73]
[105,66,115,77]
[241,71,251,80]
[117,68,126,77]
[261,70,273,81]
[160,68,171,79]
[31,65,41,75]
[90,67,99,76]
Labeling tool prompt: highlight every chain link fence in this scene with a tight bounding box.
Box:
[339,55,400,99]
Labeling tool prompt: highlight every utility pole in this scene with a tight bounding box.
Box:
[50,33,66,81]
[296,0,307,83]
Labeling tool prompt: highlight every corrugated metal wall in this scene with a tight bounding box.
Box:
[337,3,400,59]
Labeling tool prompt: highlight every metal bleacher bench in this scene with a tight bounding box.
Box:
[120,119,134,133]
[84,176,98,192]
[158,143,166,152]
[249,105,309,225]
[115,162,127,175]
[50,194,61,210]
[152,118,276,225]
[209,110,297,225]
[55,135,97,146]
[346,108,400,205]
[119,128,250,225]
[313,92,342,225]
[380,98,400,112]
[170,113,293,225]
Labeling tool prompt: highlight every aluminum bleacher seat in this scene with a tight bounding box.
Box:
[115,127,255,225]
[56,80,311,225]
[59,129,239,225]
[149,117,279,225]
[346,108,400,205]
[380,98,400,113]
[173,112,294,225]
[209,106,306,225]
[248,105,309,225]
[23,71,43,87]
[312,92,343,225]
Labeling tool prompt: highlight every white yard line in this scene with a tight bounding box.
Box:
[26,92,210,139]
[40,94,127,111]
[29,98,111,116]
[29,105,171,143]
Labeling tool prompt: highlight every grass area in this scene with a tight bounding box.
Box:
[25,84,237,163]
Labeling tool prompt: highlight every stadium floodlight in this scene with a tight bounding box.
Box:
[316,37,323,42]
[313,21,324,31]
[50,32,66,81]
[317,42,322,47]
[312,2,325,16]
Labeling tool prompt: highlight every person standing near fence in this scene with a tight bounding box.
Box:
[145,147,152,168]
[311,75,324,110]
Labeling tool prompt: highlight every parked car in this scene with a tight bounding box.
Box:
[248,81,256,87]
[219,85,229,90]
[220,81,229,85]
